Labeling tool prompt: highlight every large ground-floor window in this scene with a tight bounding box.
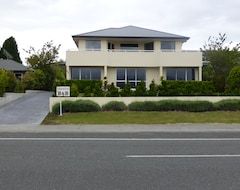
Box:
[116,68,146,88]
[70,67,101,80]
[166,68,195,80]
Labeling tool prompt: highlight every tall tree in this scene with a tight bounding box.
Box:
[24,41,61,91]
[201,33,240,92]
[0,36,22,63]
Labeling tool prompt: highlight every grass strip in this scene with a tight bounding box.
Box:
[42,111,240,124]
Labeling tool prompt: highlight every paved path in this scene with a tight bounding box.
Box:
[0,91,52,125]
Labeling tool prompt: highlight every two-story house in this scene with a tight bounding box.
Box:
[66,26,202,88]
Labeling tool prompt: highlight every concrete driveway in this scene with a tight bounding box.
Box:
[0,91,52,125]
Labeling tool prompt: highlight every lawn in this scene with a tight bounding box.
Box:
[42,111,240,124]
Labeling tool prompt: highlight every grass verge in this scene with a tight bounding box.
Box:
[42,111,240,124]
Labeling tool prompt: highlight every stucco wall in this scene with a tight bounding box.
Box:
[49,96,240,112]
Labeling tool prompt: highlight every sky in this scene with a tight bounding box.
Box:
[1,0,240,65]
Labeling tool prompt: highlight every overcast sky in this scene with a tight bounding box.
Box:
[1,0,240,64]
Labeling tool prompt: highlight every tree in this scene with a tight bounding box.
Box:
[201,33,240,92]
[0,69,9,96]
[0,36,22,63]
[25,41,61,91]
[226,66,240,94]
[22,70,46,90]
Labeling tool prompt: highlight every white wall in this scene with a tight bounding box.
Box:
[49,96,240,112]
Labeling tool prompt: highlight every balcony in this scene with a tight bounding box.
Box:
[66,49,202,67]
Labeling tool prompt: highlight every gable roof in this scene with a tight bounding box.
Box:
[73,26,189,41]
[0,59,29,72]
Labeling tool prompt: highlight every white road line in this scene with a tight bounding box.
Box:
[0,138,240,141]
[126,155,240,158]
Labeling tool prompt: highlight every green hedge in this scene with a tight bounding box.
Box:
[102,101,127,111]
[214,99,240,111]
[52,100,101,114]
[128,100,215,112]
[54,80,102,94]
[159,81,216,96]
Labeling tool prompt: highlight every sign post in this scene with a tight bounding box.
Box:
[56,86,70,116]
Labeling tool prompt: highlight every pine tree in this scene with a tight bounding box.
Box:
[0,36,22,63]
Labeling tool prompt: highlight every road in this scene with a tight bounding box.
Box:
[1,131,240,190]
[0,91,52,124]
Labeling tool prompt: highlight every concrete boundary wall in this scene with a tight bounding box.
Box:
[49,96,240,112]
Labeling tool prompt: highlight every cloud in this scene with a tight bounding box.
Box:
[0,0,239,63]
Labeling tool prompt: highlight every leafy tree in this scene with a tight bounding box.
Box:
[226,66,240,94]
[22,70,46,90]
[6,71,17,92]
[0,69,9,96]
[0,36,22,63]
[201,33,240,92]
[25,41,61,91]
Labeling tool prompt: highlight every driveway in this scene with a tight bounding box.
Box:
[0,91,52,125]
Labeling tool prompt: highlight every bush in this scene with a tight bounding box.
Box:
[135,81,147,96]
[70,83,79,97]
[128,100,215,112]
[159,81,216,96]
[52,100,101,114]
[102,101,127,111]
[6,71,17,92]
[128,101,158,111]
[14,80,25,93]
[120,82,134,97]
[93,83,105,97]
[0,69,9,96]
[226,66,240,95]
[214,99,240,111]
[106,83,119,97]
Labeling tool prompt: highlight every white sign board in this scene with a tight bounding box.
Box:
[56,86,70,97]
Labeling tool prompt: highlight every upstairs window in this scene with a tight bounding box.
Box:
[161,41,175,51]
[120,44,139,51]
[86,40,101,50]
[70,67,101,80]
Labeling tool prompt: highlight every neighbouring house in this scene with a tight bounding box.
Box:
[66,26,202,88]
[0,59,29,79]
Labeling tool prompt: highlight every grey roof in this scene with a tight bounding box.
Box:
[0,59,29,72]
[73,26,189,40]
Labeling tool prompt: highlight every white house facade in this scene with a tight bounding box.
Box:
[66,26,202,88]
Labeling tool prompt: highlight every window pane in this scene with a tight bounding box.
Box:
[116,82,125,88]
[71,67,79,79]
[161,41,175,50]
[166,68,176,80]
[127,68,135,80]
[117,68,125,80]
[130,82,136,88]
[86,40,101,50]
[177,68,185,80]
[187,68,195,80]
[137,68,146,80]
[91,68,101,79]
[120,44,138,51]
[81,68,91,79]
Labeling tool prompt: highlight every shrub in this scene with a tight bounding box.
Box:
[102,101,127,111]
[93,83,105,97]
[106,83,119,97]
[71,83,79,97]
[214,99,240,111]
[148,80,158,96]
[6,71,17,92]
[14,80,25,93]
[120,82,134,97]
[226,66,240,95]
[128,100,215,112]
[83,86,92,97]
[0,69,9,96]
[52,100,101,114]
[159,81,216,96]
[135,81,147,96]
[128,101,158,111]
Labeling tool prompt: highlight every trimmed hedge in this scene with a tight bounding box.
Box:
[52,100,101,114]
[214,99,240,111]
[102,101,127,111]
[128,100,215,112]
[159,81,216,96]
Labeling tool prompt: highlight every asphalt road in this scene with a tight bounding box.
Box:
[1,132,240,190]
[0,91,52,125]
